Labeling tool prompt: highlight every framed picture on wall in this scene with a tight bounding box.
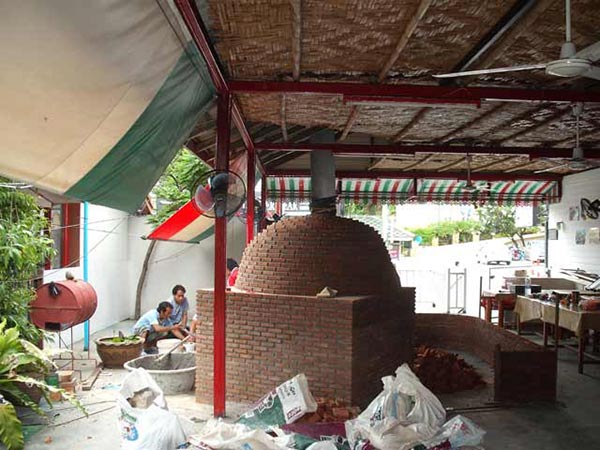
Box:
[575,229,586,245]
[589,227,600,245]
[569,206,580,221]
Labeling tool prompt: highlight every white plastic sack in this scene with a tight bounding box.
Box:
[345,364,446,450]
[419,415,485,449]
[118,368,187,450]
[188,419,292,450]
[237,373,318,429]
[305,442,339,450]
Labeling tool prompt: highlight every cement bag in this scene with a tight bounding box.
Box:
[117,368,187,450]
[237,373,318,429]
[345,364,445,450]
[188,419,291,450]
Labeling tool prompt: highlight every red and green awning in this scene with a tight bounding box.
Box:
[268,177,415,203]
[267,177,560,206]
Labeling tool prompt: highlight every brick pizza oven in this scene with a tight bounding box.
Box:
[195,213,416,407]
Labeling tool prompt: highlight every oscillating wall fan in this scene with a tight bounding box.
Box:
[535,103,600,173]
[434,0,600,81]
[192,170,246,218]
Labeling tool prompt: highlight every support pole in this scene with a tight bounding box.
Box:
[214,92,231,418]
[259,174,267,232]
[246,144,256,243]
[83,202,90,352]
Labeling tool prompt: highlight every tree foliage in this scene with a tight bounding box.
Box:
[0,183,55,342]
[408,220,481,245]
[148,148,211,226]
[476,205,540,246]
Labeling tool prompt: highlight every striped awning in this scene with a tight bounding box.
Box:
[417,179,560,205]
[267,177,561,206]
[268,177,414,203]
[340,179,414,203]
[0,1,214,213]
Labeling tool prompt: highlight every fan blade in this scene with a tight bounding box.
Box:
[433,63,547,79]
[575,41,600,62]
[583,66,600,81]
[535,163,569,174]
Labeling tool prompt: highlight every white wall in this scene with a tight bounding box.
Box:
[548,168,600,274]
[43,204,130,345]
[43,204,247,344]
[126,215,247,317]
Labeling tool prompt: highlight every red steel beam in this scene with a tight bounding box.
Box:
[230,80,600,104]
[213,93,231,418]
[259,174,267,232]
[246,143,256,244]
[254,142,599,159]
[344,95,481,107]
[268,169,562,182]
[175,0,266,417]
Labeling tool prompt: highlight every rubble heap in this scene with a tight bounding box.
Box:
[297,397,361,423]
[411,346,485,394]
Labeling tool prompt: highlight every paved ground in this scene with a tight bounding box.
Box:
[19,320,600,450]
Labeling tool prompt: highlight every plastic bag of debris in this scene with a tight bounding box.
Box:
[236,373,318,429]
[188,419,292,450]
[117,368,187,450]
[345,364,446,450]
[279,422,351,450]
[417,415,485,449]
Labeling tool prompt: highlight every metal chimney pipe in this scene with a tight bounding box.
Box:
[310,132,336,213]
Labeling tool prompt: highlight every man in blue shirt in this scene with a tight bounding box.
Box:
[133,301,185,352]
[167,284,189,328]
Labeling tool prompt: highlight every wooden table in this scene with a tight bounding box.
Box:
[481,291,516,328]
[515,295,600,373]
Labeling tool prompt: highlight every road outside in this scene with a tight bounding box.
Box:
[395,238,546,317]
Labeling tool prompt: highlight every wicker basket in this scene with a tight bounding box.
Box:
[95,336,143,368]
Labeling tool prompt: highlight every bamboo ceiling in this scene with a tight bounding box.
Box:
[185,0,600,176]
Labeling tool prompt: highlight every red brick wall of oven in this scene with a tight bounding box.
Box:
[195,288,415,408]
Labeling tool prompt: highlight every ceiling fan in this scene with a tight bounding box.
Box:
[462,154,492,193]
[434,0,600,81]
[535,103,600,173]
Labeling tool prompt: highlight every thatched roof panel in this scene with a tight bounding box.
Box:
[402,105,485,141]
[301,0,415,76]
[352,105,421,138]
[390,1,514,79]
[452,103,537,142]
[208,0,293,79]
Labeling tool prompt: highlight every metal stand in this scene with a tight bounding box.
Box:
[447,267,467,314]
[52,328,100,391]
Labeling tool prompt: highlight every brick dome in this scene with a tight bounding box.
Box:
[236,215,401,296]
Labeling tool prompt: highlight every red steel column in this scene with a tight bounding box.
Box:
[214,92,231,417]
[260,174,267,232]
[246,145,255,244]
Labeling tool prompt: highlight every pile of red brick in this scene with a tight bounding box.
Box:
[411,346,485,394]
[297,397,361,423]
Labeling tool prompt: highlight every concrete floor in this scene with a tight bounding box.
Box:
[20,321,600,450]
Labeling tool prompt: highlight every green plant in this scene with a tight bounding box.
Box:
[103,335,142,344]
[0,320,86,450]
[0,182,56,342]
[148,148,211,226]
